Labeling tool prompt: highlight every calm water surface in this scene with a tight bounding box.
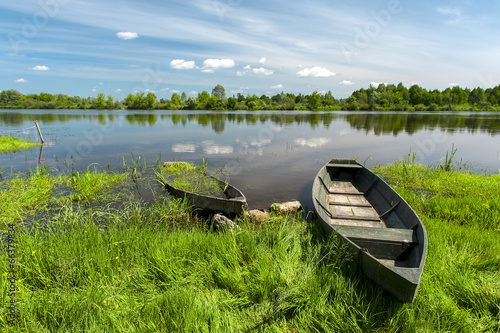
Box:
[1,110,500,209]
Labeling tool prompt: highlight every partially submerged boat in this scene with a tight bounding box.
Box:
[312,159,427,303]
[161,162,248,216]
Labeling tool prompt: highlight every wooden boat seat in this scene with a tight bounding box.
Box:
[327,163,362,169]
[335,225,416,260]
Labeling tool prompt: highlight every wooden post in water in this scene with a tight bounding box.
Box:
[35,120,44,144]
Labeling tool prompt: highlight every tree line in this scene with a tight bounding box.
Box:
[1,83,500,111]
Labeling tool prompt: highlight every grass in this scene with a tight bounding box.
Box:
[159,160,227,198]
[1,156,499,332]
[0,166,129,229]
[0,136,40,153]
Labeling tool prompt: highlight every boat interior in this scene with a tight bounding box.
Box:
[316,160,423,268]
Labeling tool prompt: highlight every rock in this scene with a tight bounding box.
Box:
[247,209,270,223]
[270,201,302,215]
[211,214,237,231]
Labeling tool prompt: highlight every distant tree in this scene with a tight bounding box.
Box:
[197,91,210,105]
[146,92,156,109]
[0,89,23,104]
[171,93,180,106]
[227,97,237,110]
[134,92,147,109]
[94,92,106,109]
[308,91,321,109]
[125,94,135,108]
[211,84,226,100]
[39,92,55,102]
[468,87,486,105]
[186,97,197,109]
[106,95,114,109]
[181,92,187,103]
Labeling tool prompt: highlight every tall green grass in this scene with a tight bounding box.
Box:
[0,166,128,229]
[0,136,40,153]
[1,157,499,332]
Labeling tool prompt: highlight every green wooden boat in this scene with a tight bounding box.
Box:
[163,174,248,216]
[312,159,427,303]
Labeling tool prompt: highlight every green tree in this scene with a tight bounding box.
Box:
[186,97,197,109]
[227,97,237,110]
[125,94,135,108]
[197,91,210,105]
[171,93,180,106]
[0,89,24,104]
[146,92,156,109]
[181,92,187,103]
[134,92,147,109]
[468,87,486,105]
[106,95,114,109]
[39,93,55,102]
[211,84,226,100]
[95,92,106,109]
[308,91,321,110]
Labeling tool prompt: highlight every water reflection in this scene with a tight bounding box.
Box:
[2,110,500,136]
[294,137,331,148]
[2,109,500,210]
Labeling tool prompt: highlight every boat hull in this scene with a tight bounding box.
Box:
[164,175,248,216]
[312,159,427,303]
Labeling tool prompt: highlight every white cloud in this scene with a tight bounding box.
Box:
[243,65,252,70]
[271,84,283,89]
[172,143,196,153]
[236,71,246,76]
[92,88,97,92]
[171,90,181,93]
[202,141,234,155]
[370,82,387,87]
[258,57,267,64]
[31,65,50,71]
[189,91,198,95]
[339,80,355,86]
[116,32,139,40]
[448,83,459,87]
[297,66,336,78]
[170,59,196,70]
[231,89,244,94]
[115,88,122,92]
[294,137,331,148]
[14,78,27,83]
[252,67,273,75]
[160,88,170,92]
[201,58,235,73]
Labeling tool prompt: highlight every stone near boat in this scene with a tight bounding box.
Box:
[247,209,270,222]
[211,214,237,231]
[270,201,302,215]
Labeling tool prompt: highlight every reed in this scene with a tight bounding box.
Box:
[1,156,499,332]
[0,136,40,153]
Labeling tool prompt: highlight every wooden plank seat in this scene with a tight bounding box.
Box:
[326,163,363,170]
[334,225,416,260]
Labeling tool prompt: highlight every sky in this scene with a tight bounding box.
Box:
[1,0,500,100]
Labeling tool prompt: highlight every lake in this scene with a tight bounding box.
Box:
[1,109,500,210]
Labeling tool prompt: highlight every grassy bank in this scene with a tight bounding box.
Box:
[1,161,499,332]
[0,136,40,153]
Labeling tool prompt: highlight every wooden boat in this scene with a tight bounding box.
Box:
[163,173,248,216]
[312,159,427,303]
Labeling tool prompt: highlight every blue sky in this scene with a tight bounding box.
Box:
[1,0,499,99]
